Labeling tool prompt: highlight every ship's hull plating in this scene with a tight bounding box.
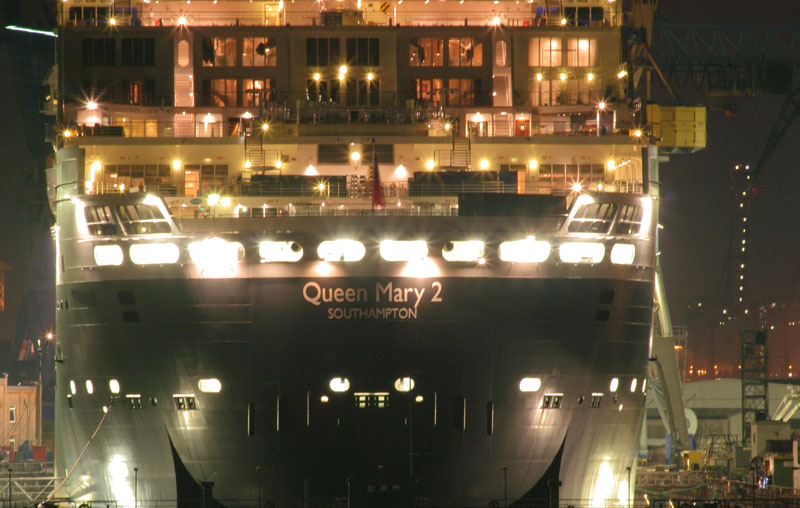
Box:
[56,271,652,507]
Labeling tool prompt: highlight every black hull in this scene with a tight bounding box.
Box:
[55,274,652,507]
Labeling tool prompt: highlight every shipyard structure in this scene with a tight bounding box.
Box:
[46,0,703,506]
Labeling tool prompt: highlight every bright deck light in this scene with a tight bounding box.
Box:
[498,237,550,263]
[317,240,366,262]
[198,378,222,393]
[442,240,485,262]
[394,164,408,178]
[519,378,542,392]
[189,238,244,277]
[350,151,361,162]
[380,240,428,261]
[425,159,435,170]
[401,257,440,278]
[329,377,350,392]
[559,242,605,264]
[394,377,415,392]
[259,241,303,262]
[479,159,489,170]
[129,243,180,265]
[305,164,318,176]
[93,245,123,266]
[610,243,635,265]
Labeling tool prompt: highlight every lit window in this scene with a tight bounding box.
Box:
[541,394,563,409]
[69,380,77,395]
[354,392,389,409]
[591,393,603,408]
[499,237,550,263]
[174,395,197,410]
[126,394,143,410]
[259,241,303,262]
[519,377,542,392]
[442,241,485,262]
[394,377,415,392]
[94,245,124,266]
[8,405,16,423]
[198,378,222,393]
[609,377,619,392]
[380,240,428,261]
[129,243,180,265]
[329,377,351,392]
[109,379,121,394]
[630,378,637,393]
[317,240,366,262]
[85,380,94,394]
[559,242,605,264]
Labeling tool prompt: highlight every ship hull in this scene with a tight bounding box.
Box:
[55,271,652,507]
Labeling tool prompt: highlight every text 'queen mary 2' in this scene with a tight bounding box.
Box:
[48,0,662,506]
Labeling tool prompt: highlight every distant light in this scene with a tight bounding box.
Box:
[63,129,72,138]
[394,164,408,178]
[415,395,424,403]
[69,380,77,395]
[350,151,361,162]
[85,380,94,394]
[221,196,232,207]
[178,15,188,25]
[338,73,345,81]
[536,73,543,81]
[244,160,252,169]
[367,72,374,81]
[528,159,538,170]
[198,378,222,393]
[275,159,282,168]
[630,378,637,392]
[242,111,252,119]
[559,72,567,81]
[519,378,542,392]
[587,72,594,81]
[207,193,220,206]
[491,16,501,25]
[633,129,643,137]
[109,379,120,394]
[109,17,117,25]
[339,65,348,75]
[262,122,270,132]
[560,17,567,25]
[609,377,619,392]
[86,101,98,110]
[305,164,318,176]
[598,101,606,110]
[606,160,616,170]
[617,70,628,79]
[320,395,330,403]
[571,182,582,192]
[172,159,182,170]
[330,377,350,392]
[4,25,57,38]
[499,237,550,263]
[313,72,321,81]
[90,160,102,173]
[425,159,435,171]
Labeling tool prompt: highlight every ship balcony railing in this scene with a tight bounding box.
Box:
[58,8,622,29]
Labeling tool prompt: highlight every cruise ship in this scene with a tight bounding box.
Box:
[47,0,668,506]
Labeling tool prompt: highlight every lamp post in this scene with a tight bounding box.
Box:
[256,466,262,508]
[134,467,138,508]
[501,466,507,508]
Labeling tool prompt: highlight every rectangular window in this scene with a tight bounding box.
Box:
[448,37,482,67]
[243,79,274,106]
[614,204,644,235]
[541,394,563,409]
[121,37,155,66]
[566,38,597,67]
[528,37,562,67]
[568,203,617,233]
[127,395,143,410]
[591,393,603,408]
[84,205,118,236]
[203,38,236,66]
[122,79,155,106]
[415,78,444,106]
[346,37,379,66]
[204,79,238,107]
[318,144,350,164]
[242,37,277,66]
[82,38,115,66]
[306,37,340,66]
[564,78,597,105]
[409,37,444,67]
[362,144,394,164]
[529,79,564,106]
[9,405,15,423]
[115,204,171,235]
[446,78,475,106]
[174,395,198,410]
[354,392,389,408]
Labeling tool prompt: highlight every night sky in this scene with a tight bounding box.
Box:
[0,0,798,354]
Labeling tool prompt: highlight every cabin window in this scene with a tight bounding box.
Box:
[242,37,277,66]
[566,38,597,67]
[354,392,389,408]
[567,203,617,233]
[127,395,143,409]
[203,37,237,66]
[541,394,563,409]
[409,37,443,67]
[591,394,603,408]
[528,37,562,67]
[115,204,171,235]
[415,78,444,106]
[614,205,643,235]
[448,37,482,67]
[84,205,118,236]
[174,395,198,410]
[8,405,15,423]
[243,79,274,106]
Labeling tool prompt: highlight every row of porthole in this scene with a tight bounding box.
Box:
[519,376,647,394]
[68,377,223,396]
[329,376,415,393]
[93,238,638,267]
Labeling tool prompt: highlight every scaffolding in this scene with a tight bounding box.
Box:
[741,328,768,446]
